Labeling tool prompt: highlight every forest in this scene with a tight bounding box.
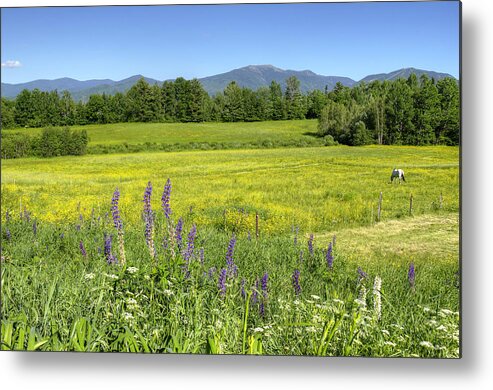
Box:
[1,73,459,146]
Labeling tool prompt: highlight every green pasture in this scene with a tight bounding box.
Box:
[0,135,460,356]
[3,119,321,150]
[1,145,459,234]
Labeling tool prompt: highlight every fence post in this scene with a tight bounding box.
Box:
[409,193,413,216]
[377,192,383,222]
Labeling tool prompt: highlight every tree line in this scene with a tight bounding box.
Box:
[1,73,459,146]
[1,127,88,159]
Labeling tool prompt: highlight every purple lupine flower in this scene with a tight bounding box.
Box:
[5,228,11,241]
[5,210,10,222]
[23,207,31,222]
[79,240,87,257]
[208,266,216,279]
[218,268,227,296]
[199,248,205,265]
[261,272,268,298]
[308,234,314,256]
[161,178,172,220]
[358,267,368,281]
[143,181,155,257]
[332,234,337,247]
[294,226,299,245]
[60,233,65,239]
[111,188,123,231]
[183,224,197,262]
[252,279,259,304]
[292,269,302,295]
[32,220,37,236]
[260,272,268,317]
[104,233,117,264]
[226,233,237,277]
[299,250,304,263]
[240,278,246,300]
[326,242,334,269]
[408,262,415,288]
[175,218,183,250]
[247,231,251,241]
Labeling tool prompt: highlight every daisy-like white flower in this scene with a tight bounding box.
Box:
[123,312,134,320]
[420,341,434,349]
[127,266,138,274]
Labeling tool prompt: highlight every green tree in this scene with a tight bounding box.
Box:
[285,76,306,119]
[436,78,460,145]
[222,81,244,122]
[1,98,16,128]
[385,79,415,144]
[269,81,285,120]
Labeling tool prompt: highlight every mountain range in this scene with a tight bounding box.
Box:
[1,65,456,101]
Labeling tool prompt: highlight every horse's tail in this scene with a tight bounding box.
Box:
[402,173,406,182]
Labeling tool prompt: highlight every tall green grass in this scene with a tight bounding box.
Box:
[1,202,459,356]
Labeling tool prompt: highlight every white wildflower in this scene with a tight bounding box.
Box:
[373,276,382,321]
[428,319,438,327]
[436,325,447,332]
[104,273,118,279]
[293,300,301,306]
[423,307,432,313]
[253,327,264,333]
[126,266,138,274]
[126,298,138,305]
[381,329,390,336]
[440,309,454,317]
[123,312,134,320]
[333,298,344,304]
[306,326,317,333]
[163,289,174,296]
[419,341,434,349]
[384,341,396,347]
[84,273,95,280]
[310,295,321,300]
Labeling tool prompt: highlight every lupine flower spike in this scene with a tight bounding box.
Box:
[79,240,87,258]
[326,242,333,269]
[161,178,172,220]
[143,181,155,258]
[408,262,415,290]
[226,233,237,277]
[111,187,126,265]
[218,268,227,296]
[260,272,268,317]
[308,234,314,256]
[292,269,302,296]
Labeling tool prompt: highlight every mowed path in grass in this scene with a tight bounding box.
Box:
[1,145,459,236]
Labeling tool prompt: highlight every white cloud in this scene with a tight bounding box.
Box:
[1,60,22,68]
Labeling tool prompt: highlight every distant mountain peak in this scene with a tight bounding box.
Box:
[1,65,456,101]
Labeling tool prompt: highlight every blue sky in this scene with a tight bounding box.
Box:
[1,1,460,84]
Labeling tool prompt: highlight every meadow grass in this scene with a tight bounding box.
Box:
[1,203,459,356]
[0,141,460,356]
[4,120,324,154]
[1,145,459,234]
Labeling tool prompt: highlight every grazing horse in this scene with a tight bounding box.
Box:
[390,168,406,184]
